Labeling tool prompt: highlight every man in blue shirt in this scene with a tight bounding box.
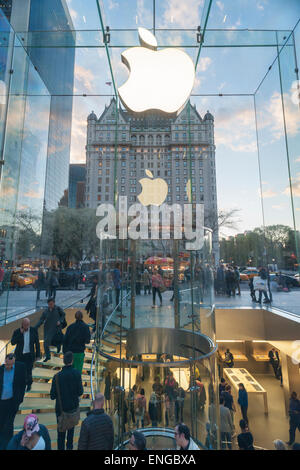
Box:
[0,353,26,449]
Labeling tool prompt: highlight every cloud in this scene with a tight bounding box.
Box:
[23,189,43,199]
[213,104,257,153]
[272,204,285,210]
[74,64,95,93]
[261,189,277,198]
[198,57,212,72]
[257,90,300,140]
[158,0,205,29]
[283,173,300,197]
[216,1,224,11]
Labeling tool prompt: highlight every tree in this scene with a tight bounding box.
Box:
[205,208,241,236]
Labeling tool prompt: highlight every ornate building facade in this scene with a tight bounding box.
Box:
[85,98,219,262]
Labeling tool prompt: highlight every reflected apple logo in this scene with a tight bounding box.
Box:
[118,27,195,115]
[138,169,168,206]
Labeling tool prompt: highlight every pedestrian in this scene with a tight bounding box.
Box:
[237,419,254,450]
[273,439,287,450]
[151,268,163,308]
[49,269,59,300]
[164,371,176,417]
[7,413,51,450]
[255,268,270,304]
[35,297,66,362]
[234,266,241,295]
[238,383,248,424]
[148,392,158,427]
[152,377,163,423]
[63,310,91,374]
[249,277,257,302]
[220,396,234,449]
[36,267,45,302]
[0,261,4,295]
[225,267,236,297]
[85,275,98,326]
[104,372,112,412]
[268,348,279,377]
[113,262,122,309]
[224,348,234,368]
[221,384,236,427]
[135,388,146,428]
[219,377,227,397]
[128,384,137,424]
[11,317,41,391]
[287,391,300,446]
[78,393,114,450]
[50,351,83,450]
[142,268,151,295]
[0,353,26,450]
[174,423,200,450]
[175,386,185,423]
[128,430,147,450]
[216,264,226,295]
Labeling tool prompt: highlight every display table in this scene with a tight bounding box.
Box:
[224,367,268,414]
[252,354,269,362]
[221,353,248,362]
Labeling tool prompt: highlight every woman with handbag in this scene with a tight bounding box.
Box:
[151,269,163,308]
[50,351,83,450]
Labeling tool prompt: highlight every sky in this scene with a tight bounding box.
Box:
[63,0,300,236]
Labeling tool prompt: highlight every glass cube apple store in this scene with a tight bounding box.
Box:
[0,0,299,451]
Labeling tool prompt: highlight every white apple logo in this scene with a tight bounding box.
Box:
[118,27,195,114]
[138,169,168,206]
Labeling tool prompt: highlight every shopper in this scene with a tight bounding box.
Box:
[221,384,236,427]
[63,311,91,374]
[224,349,234,368]
[128,384,137,424]
[128,430,147,450]
[0,353,26,450]
[135,388,146,428]
[35,297,66,362]
[149,392,158,427]
[175,386,185,423]
[219,377,227,397]
[7,413,51,450]
[11,317,41,391]
[220,397,234,450]
[78,393,114,450]
[287,391,300,446]
[268,348,279,377]
[164,371,176,417]
[50,351,83,450]
[238,383,248,424]
[273,439,287,450]
[237,419,254,450]
[104,372,112,412]
[151,269,163,308]
[174,423,200,450]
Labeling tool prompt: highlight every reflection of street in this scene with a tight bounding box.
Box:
[215,283,300,315]
[0,288,89,324]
